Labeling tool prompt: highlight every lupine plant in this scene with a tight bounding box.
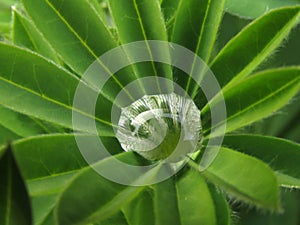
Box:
[0,0,300,225]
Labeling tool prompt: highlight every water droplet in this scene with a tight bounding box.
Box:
[116,93,202,162]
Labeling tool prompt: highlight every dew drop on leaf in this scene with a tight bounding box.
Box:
[116,93,202,162]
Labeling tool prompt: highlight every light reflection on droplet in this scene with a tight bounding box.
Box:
[116,93,202,161]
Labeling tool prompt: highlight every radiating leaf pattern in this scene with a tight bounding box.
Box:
[202,68,300,135]
[0,0,299,224]
[210,6,300,89]
[108,0,172,93]
[171,0,225,98]
[0,43,115,136]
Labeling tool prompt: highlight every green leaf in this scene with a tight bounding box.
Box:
[108,0,168,45]
[160,0,180,23]
[0,0,16,39]
[216,13,251,57]
[12,133,124,224]
[12,135,89,180]
[153,177,181,225]
[89,0,112,28]
[38,210,56,225]
[30,192,64,225]
[0,125,20,146]
[175,170,219,225]
[207,184,231,225]
[12,9,60,63]
[171,0,225,98]
[202,147,280,210]
[11,134,89,225]
[210,6,300,89]
[222,134,300,188]
[161,0,180,37]
[0,1,14,23]
[56,153,163,225]
[108,0,172,92]
[0,105,45,137]
[0,43,114,136]
[276,173,300,188]
[22,0,141,101]
[0,145,32,225]
[11,134,122,225]
[0,22,11,40]
[22,0,116,75]
[204,68,300,135]
[96,211,129,225]
[172,0,225,63]
[10,134,122,225]
[225,0,300,19]
[124,169,230,225]
[122,189,154,225]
